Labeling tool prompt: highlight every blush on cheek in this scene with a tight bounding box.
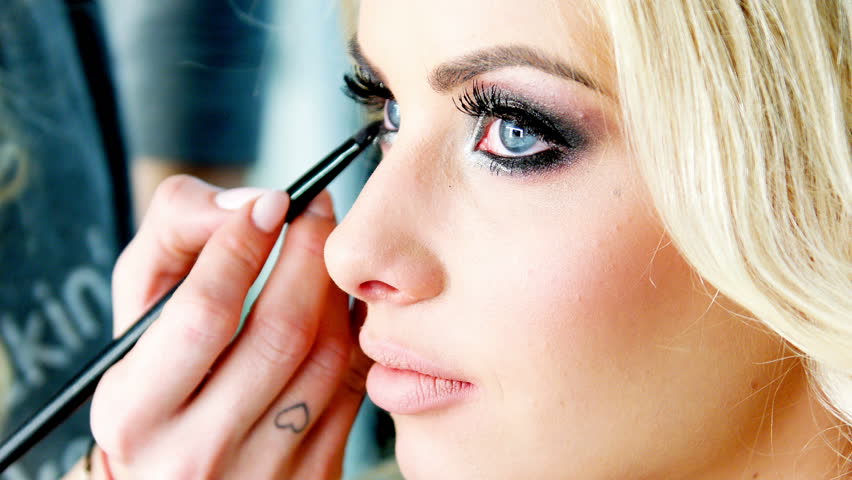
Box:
[517,202,699,361]
[463,200,707,468]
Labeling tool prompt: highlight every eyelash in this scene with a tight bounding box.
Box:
[342,69,390,112]
[454,82,583,175]
[341,70,585,176]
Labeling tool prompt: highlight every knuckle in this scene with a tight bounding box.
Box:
[306,337,350,383]
[151,174,201,210]
[91,386,145,463]
[287,221,332,259]
[153,215,198,262]
[99,415,139,463]
[248,312,316,367]
[147,175,211,258]
[165,296,236,348]
[216,230,267,273]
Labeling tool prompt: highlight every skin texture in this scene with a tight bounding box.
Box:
[323,1,844,479]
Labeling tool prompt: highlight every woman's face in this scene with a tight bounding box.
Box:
[325,1,792,478]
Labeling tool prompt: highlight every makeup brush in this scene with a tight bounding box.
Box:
[0,121,381,472]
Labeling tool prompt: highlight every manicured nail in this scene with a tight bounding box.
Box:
[305,191,335,219]
[215,187,267,210]
[251,191,290,232]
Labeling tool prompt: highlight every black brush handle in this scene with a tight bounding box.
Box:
[0,121,380,472]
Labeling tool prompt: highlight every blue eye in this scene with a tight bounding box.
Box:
[384,99,401,130]
[476,118,550,158]
[498,120,539,154]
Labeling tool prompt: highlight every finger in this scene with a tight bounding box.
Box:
[229,282,353,478]
[112,176,267,334]
[92,191,289,456]
[186,191,340,436]
[286,388,365,480]
[286,342,374,480]
[127,189,289,409]
[240,290,372,479]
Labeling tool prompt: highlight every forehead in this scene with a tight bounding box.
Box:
[357,0,613,93]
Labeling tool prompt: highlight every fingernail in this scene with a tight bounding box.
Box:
[251,191,290,232]
[215,187,267,210]
[305,191,335,219]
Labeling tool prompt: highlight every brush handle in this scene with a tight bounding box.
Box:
[0,122,380,472]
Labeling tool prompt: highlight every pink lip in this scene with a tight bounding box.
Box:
[360,332,476,415]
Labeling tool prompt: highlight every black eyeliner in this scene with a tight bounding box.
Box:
[477,143,568,176]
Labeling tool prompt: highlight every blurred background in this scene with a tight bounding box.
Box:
[0,0,392,478]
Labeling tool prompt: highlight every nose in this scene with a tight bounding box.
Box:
[325,146,446,306]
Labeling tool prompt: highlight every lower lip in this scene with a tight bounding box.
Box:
[366,363,476,415]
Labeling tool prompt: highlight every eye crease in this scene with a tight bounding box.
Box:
[342,70,589,177]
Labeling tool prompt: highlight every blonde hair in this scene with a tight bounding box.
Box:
[597,0,851,436]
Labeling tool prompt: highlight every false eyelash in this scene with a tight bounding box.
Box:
[453,82,507,118]
[342,68,392,110]
[453,82,570,149]
[453,82,591,176]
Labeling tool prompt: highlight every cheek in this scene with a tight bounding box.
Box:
[469,183,686,362]
[532,209,692,349]
[442,182,785,476]
[444,168,687,404]
[406,185,698,476]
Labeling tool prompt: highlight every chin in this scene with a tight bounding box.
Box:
[391,415,471,480]
[391,414,522,480]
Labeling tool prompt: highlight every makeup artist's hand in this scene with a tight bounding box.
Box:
[88,176,372,479]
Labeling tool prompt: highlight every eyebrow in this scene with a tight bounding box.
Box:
[349,38,603,95]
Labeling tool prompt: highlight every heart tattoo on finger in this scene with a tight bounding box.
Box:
[274,402,310,434]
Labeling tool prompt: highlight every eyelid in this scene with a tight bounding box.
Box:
[451,82,593,177]
[455,85,561,150]
[454,82,586,152]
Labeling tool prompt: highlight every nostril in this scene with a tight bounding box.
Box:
[358,280,399,300]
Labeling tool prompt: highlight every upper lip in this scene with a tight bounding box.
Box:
[359,331,472,383]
